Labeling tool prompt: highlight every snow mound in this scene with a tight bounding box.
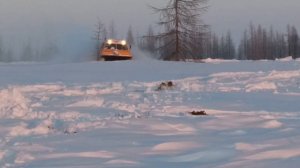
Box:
[14,152,35,164]
[276,56,294,62]
[261,120,283,129]
[245,148,300,160]
[67,98,104,107]
[0,88,32,119]
[105,159,139,166]
[235,143,276,152]
[202,58,239,63]
[266,70,300,80]
[149,141,200,154]
[40,151,115,159]
[246,82,277,92]
[9,119,53,137]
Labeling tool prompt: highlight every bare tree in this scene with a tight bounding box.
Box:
[94,19,107,59]
[20,41,34,61]
[4,48,14,62]
[39,41,59,61]
[152,0,208,61]
[126,25,135,45]
[138,25,157,55]
[287,25,299,59]
[109,20,117,39]
[224,31,235,59]
[0,37,4,62]
[238,24,292,60]
[145,25,157,52]
[211,33,220,58]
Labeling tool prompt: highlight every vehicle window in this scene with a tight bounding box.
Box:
[104,44,128,50]
[117,44,128,50]
[104,44,117,49]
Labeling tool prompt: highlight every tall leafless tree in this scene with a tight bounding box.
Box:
[287,25,299,59]
[237,24,296,60]
[224,31,235,59]
[4,48,14,62]
[126,25,135,45]
[0,36,4,62]
[141,25,157,52]
[109,20,117,39]
[94,19,107,59]
[211,33,220,58]
[152,0,208,61]
[39,41,59,61]
[20,41,34,62]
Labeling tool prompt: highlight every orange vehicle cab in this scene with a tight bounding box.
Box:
[99,39,133,61]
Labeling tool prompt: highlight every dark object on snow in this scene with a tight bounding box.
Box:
[156,81,174,91]
[167,81,174,87]
[189,111,207,116]
[64,129,78,135]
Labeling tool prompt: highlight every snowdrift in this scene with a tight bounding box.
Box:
[1,58,300,167]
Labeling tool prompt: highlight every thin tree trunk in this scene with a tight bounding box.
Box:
[175,0,180,60]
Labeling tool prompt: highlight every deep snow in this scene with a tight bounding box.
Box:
[1,57,300,168]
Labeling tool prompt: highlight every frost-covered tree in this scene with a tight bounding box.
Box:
[211,33,220,58]
[143,25,157,52]
[0,37,4,62]
[94,19,107,59]
[223,31,235,59]
[95,19,106,43]
[4,48,14,62]
[238,24,292,60]
[20,41,34,61]
[38,41,59,61]
[138,25,157,54]
[109,20,117,39]
[126,25,135,45]
[287,25,299,59]
[152,0,208,61]
[0,36,15,62]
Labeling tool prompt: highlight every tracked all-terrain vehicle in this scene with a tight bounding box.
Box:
[98,39,133,61]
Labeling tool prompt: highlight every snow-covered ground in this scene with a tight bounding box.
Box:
[1,57,300,168]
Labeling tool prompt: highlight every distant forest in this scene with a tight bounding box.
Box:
[0,0,299,62]
[1,23,299,62]
[139,23,300,60]
[0,39,58,63]
[138,0,300,61]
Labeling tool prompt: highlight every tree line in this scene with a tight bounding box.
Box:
[139,24,300,61]
[138,0,300,61]
[0,38,59,62]
[1,0,299,62]
[237,24,299,60]
[0,19,134,62]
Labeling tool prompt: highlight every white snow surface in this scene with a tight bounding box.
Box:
[1,58,300,167]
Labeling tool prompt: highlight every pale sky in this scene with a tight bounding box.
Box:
[206,0,300,39]
[0,0,299,59]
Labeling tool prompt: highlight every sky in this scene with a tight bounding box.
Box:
[0,0,299,60]
[206,0,300,39]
